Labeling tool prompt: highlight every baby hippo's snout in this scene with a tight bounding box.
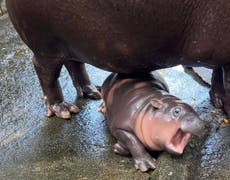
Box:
[180,113,206,138]
[164,111,206,155]
[164,112,206,155]
[151,97,207,155]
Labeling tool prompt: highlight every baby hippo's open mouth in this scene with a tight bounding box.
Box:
[166,129,192,155]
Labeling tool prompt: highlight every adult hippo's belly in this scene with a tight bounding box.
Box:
[6,0,230,118]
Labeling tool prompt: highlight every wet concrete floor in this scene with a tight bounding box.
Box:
[0,10,230,180]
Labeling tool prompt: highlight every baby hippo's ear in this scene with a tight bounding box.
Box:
[150,98,163,109]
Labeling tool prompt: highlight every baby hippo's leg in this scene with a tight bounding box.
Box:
[113,129,156,172]
[33,55,79,119]
[113,142,130,156]
[64,61,101,99]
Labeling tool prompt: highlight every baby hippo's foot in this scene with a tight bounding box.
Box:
[133,155,156,172]
[45,97,80,119]
[98,102,106,114]
[113,143,130,156]
[77,84,101,99]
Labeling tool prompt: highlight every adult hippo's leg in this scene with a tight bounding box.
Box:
[210,67,224,108]
[222,65,230,116]
[210,65,230,117]
[33,55,79,119]
[64,61,101,99]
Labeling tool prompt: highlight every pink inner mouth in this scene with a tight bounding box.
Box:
[166,129,192,155]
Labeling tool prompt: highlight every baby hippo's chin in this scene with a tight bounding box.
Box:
[165,129,192,155]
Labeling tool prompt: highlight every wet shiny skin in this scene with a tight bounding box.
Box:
[101,73,204,171]
[6,0,230,118]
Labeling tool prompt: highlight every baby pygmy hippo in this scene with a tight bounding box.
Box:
[100,72,205,172]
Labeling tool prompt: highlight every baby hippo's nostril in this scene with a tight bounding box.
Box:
[195,118,212,138]
[181,116,209,138]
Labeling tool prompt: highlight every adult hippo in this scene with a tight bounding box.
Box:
[6,0,230,118]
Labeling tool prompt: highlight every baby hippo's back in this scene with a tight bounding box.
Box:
[101,72,169,131]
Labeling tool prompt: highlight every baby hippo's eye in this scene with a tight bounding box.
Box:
[173,107,182,117]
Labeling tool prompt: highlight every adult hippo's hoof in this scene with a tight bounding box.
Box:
[83,90,101,100]
[209,87,230,117]
[209,90,223,108]
[45,99,80,119]
[77,84,101,100]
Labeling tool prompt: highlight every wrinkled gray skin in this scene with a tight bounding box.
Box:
[6,0,230,118]
[100,72,205,172]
